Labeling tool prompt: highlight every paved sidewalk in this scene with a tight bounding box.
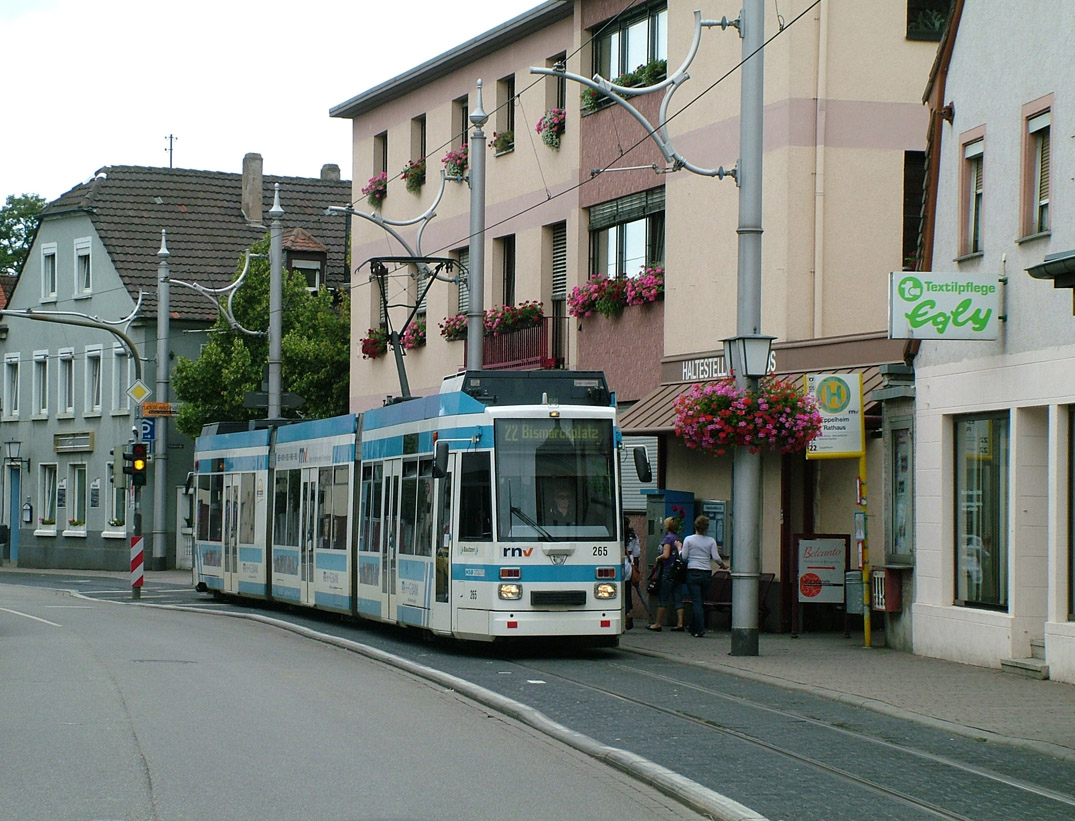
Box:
[619,622,1075,762]
[8,566,1075,762]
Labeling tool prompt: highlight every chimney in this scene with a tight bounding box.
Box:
[242,153,263,224]
[321,163,341,182]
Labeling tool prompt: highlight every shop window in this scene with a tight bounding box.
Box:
[890,427,913,560]
[954,413,1009,609]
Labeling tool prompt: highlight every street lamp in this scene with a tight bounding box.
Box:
[4,440,27,469]
[723,334,775,380]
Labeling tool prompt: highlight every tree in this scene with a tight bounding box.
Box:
[0,193,47,276]
[172,236,351,438]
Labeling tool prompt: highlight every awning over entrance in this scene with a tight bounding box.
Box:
[619,366,885,435]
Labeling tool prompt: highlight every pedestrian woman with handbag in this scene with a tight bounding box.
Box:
[648,516,686,631]
[683,515,729,637]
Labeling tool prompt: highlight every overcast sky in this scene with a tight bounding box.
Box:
[0,0,543,206]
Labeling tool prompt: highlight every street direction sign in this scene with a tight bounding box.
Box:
[127,379,152,403]
[142,402,177,417]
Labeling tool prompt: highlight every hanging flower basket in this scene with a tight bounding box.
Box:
[490,130,514,154]
[400,319,426,350]
[401,158,426,193]
[361,173,388,208]
[568,267,664,318]
[673,377,823,456]
[536,109,566,149]
[439,313,468,341]
[442,146,468,178]
[440,301,544,340]
[360,326,389,359]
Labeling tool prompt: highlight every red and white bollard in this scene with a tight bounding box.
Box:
[131,535,144,599]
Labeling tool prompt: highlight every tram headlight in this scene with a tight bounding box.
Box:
[594,582,617,600]
[498,583,523,600]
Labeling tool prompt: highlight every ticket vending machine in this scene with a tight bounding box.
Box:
[697,499,729,563]
[643,489,695,568]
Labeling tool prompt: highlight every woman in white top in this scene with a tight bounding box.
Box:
[682,515,729,637]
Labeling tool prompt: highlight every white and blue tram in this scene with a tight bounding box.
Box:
[192,370,629,644]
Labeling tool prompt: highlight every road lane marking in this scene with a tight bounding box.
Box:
[0,607,61,626]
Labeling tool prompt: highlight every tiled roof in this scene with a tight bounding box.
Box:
[42,165,351,322]
[283,227,329,254]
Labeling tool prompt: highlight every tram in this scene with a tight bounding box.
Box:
[191,370,636,644]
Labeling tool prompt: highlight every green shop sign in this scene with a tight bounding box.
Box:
[888,272,1000,340]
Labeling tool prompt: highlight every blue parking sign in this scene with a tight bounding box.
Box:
[140,418,156,442]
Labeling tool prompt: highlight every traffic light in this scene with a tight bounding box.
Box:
[123,443,148,487]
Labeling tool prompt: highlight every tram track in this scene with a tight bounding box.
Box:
[506,657,1075,820]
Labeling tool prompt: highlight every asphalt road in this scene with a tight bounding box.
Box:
[0,580,701,821]
[6,571,1075,820]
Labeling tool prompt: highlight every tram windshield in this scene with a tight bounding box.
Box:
[495,417,616,541]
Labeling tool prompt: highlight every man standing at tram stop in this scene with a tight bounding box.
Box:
[683,515,729,638]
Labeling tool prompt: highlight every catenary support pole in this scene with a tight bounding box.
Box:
[466,80,488,371]
[268,184,284,419]
[152,230,170,570]
[730,0,765,656]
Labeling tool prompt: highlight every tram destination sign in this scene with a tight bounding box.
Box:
[888,271,1000,340]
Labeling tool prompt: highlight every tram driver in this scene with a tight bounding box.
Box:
[543,482,576,527]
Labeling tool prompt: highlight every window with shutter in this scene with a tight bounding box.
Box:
[552,222,567,300]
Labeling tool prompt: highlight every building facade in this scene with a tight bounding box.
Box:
[332,0,941,634]
[913,0,1075,682]
[1,156,349,570]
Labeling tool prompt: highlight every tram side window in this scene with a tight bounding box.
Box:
[331,465,349,550]
[208,474,223,541]
[459,452,492,541]
[196,475,211,541]
[239,473,255,544]
[400,459,419,555]
[317,467,333,550]
[361,463,383,552]
[415,458,434,557]
[274,469,301,547]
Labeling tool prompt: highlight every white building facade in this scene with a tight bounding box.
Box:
[913,0,1075,682]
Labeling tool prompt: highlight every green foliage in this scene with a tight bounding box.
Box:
[0,193,47,276]
[172,235,350,438]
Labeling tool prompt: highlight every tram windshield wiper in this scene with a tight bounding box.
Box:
[510,505,552,541]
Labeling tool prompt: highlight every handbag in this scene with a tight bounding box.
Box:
[631,564,641,585]
[669,550,688,584]
[646,561,662,594]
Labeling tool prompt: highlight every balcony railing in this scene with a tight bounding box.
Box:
[463,315,566,370]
